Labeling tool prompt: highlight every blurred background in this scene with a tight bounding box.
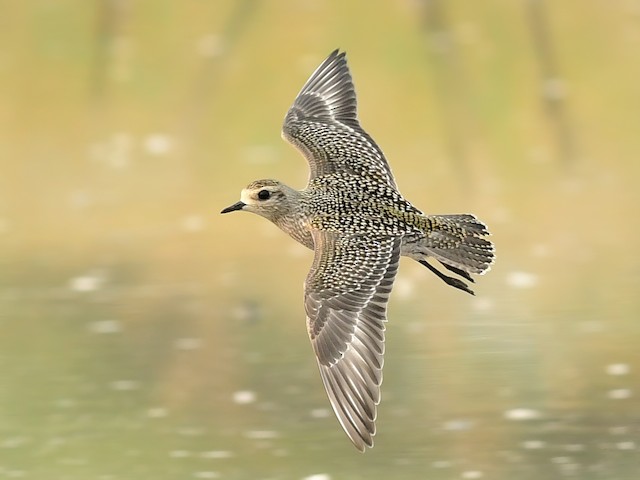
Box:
[2,1,640,479]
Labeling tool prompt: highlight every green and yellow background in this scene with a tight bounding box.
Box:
[1,1,639,478]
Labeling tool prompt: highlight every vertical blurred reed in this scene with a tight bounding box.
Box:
[91,0,129,103]
[526,0,577,168]
[180,0,257,145]
[420,0,471,187]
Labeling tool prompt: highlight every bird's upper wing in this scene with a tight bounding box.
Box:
[282,49,397,188]
[304,229,401,451]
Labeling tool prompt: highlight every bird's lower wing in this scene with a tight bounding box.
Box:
[304,230,401,451]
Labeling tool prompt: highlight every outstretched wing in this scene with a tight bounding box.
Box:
[304,230,401,451]
[282,49,397,188]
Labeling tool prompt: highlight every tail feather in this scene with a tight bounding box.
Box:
[436,214,490,235]
[419,214,494,275]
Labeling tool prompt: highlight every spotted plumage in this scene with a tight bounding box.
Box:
[221,49,495,451]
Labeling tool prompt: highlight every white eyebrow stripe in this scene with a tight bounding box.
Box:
[240,189,253,204]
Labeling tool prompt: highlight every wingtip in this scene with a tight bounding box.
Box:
[326,48,347,66]
[284,47,357,126]
[350,432,373,453]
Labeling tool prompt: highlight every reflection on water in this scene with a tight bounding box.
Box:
[1,245,639,479]
[3,1,640,478]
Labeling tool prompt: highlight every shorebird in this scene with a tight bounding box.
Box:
[221,50,494,451]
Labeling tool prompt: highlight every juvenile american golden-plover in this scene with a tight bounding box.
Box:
[221,50,494,451]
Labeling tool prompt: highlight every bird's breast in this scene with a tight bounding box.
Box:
[274,215,314,250]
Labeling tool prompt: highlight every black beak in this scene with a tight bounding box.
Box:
[220,201,246,214]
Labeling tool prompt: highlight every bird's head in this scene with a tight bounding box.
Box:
[221,179,296,221]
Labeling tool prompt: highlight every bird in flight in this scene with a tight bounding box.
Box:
[221,49,494,451]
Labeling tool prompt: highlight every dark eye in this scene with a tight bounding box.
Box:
[257,189,271,200]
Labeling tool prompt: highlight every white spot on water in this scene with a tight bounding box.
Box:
[110,380,140,391]
[232,390,256,405]
[616,441,636,450]
[522,440,546,449]
[70,271,106,292]
[201,450,234,459]
[606,363,630,376]
[461,471,484,479]
[302,474,331,480]
[443,419,474,431]
[607,388,632,399]
[169,450,191,458]
[175,338,203,351]
[89,320,122,334]
[431,460,452,468]
[564,444,585,452]
[551,456,572,464]
[557,462,579,474]
[244,430,279,440]
[310,408,330,419]
[193,472,219,479]
[504,408,541,420]
[609,426,630,435]
[506,271,538,289]
[147,407,169,418]
[144,134,173,156]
